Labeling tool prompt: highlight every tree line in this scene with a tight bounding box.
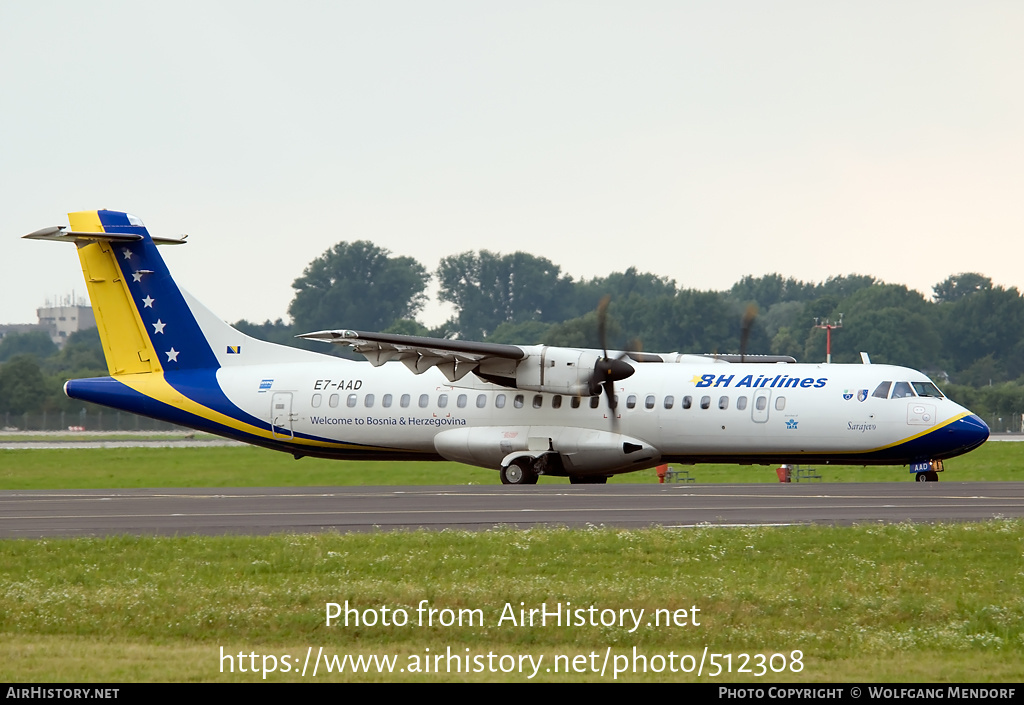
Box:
[251,241,1024,385]
[3,240,1024,428]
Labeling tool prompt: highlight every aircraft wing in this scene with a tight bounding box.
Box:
[298,329,796,387]
[297,329,525,382]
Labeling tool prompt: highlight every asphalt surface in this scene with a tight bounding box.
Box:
[2,481,1023,538]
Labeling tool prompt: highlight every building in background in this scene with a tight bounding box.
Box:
[0,294,95,348]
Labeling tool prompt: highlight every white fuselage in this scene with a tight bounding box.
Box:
[213,357,980,474]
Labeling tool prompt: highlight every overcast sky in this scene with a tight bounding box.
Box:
[2,1,1022,332]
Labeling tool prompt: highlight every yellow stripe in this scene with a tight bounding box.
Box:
[116,372,383,450]
[69,211,161,377]
[853,412,970,454]
[787,412,970,457]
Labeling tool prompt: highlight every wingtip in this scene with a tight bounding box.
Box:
[295,329,358,341]
[22,226,65,240]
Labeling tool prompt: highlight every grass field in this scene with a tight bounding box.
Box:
[1,523,1022,682]
[0,439,1021,489]
[1,441,1022,682]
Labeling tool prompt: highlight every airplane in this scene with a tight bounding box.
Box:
[24,210,990,484]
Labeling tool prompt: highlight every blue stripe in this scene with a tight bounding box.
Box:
[97,210,220,372]
[64,376,391,452]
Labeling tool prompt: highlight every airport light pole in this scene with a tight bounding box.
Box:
[814,314,843,364]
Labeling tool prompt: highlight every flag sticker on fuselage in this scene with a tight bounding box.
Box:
[259,379,273,392]
[227,346,241,354]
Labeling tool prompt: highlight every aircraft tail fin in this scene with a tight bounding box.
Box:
[25,210,317,376]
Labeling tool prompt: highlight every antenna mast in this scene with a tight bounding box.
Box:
[814,314,843,364]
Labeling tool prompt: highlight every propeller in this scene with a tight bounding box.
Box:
[739,303,758,363]
[590,296,635,426]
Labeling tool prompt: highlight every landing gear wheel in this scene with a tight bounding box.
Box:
[500,461,538,485]
[915,471,939,482]
[569,475,608,484]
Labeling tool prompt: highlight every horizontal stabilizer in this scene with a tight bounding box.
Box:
[24,226,187,246]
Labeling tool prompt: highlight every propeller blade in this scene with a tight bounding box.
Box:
[603,379,619,430]
[590,295,635,430]
[623,338,643,355]
[740,303,758,363]
[596,295,611,357]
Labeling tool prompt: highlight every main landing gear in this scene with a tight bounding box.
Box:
[498,454,610,485]
[500,460,538,485]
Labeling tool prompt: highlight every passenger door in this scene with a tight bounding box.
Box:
[271,392,294,439]
[752,389,771,423]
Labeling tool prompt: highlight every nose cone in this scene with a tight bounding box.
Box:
[945,413,990,456]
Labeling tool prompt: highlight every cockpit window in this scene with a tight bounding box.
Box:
[911,382,944,398]
[872,381,891,399]
[891,382,915,399]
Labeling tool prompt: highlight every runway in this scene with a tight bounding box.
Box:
[2,482,1023,538]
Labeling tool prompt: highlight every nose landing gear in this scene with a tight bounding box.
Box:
[914,459,943,482]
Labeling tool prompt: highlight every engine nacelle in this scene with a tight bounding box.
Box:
[512,346,603,396]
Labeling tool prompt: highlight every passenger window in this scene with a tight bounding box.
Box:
[552,395,562,409]
[775,396,786,411]
[645,395,655,409]
[872,382,892,399]
[514,394,524,409]
[626,394,637,409]
[755,396,767,411]
[311,393,322,408]
[590,397,600,409]
[364,394,375,408]
[611,395,619,410]
[457,394,468,408]
[700,396,711,410]
[348,394,358,408]
[664,395,674,409]
[891,382,915,399]
[533,395,543,409]
[495,394,506,409]
[382,394,392,408]
[476,394,487,408]
[400,394,411,408]
[571,397,581,409]
[736,396,747,411]
[437,394,448,409]
[682,395,692,410]
[418,394,429,408]
[719,396,728,410]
